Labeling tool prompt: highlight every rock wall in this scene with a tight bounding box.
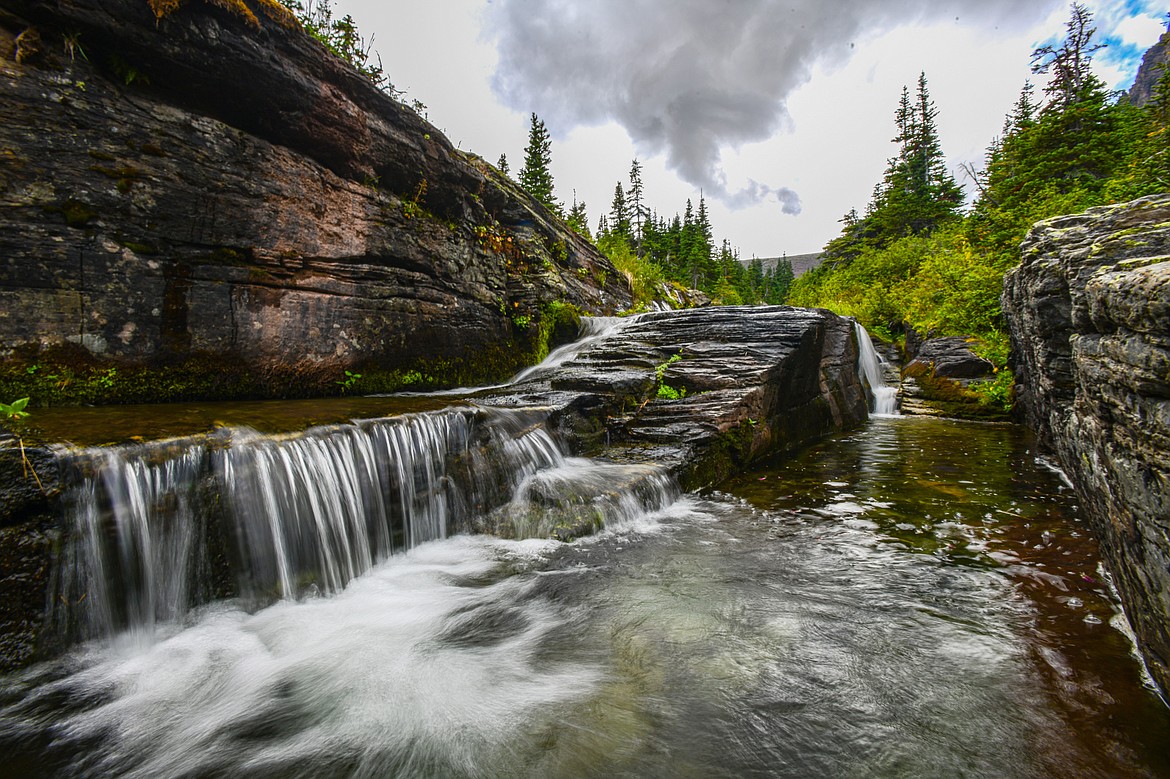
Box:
[1003,194,1170,694]
[0,0,630,399]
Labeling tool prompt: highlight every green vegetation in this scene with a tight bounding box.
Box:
[0,397,30,422]
[592,169,792,308]
[519,113,560,214]
[654,353,686,400]
[787,3,1170,411]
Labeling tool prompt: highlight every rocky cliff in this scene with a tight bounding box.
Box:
[1003,194,1170,695]
[0,0,630,402]
[1126,20,1170,108]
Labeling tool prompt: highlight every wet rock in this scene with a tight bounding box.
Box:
[1003,193,1170,696]
[906,336,994,380]
[487,305,870,490]
[0,0,629,398]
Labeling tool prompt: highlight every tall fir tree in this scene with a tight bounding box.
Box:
[628,159,647,253]
[518,113,558,213]
[608,182,632,242]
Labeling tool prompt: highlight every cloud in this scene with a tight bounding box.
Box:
[484,0,1061,213]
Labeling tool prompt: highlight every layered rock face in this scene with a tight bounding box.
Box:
[0,0,629,397]
[1003,194,1170,694]
[496,305,869,489]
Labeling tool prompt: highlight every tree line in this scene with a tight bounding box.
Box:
[508,114,794,309]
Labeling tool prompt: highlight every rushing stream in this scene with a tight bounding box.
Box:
[2,416,1168,778]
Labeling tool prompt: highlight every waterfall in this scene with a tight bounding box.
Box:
[854,321,899,416]
[51,405,675,642]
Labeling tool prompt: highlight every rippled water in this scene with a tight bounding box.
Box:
[1,417,1167,778]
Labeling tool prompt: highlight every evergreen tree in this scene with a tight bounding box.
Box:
[519,113,559,213]
[628,159,647,253]
[566,191,591,239]
[771,257,795,303]
[497,153,509,176]
[1031,3,1103,112]
[609,182,632,243]
[824,72,962,261]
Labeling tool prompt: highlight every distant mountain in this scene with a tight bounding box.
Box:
[739,252,824,277]
[1125,19,1170,107]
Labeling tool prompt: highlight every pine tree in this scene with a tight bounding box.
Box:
[497,153,510,176]
[1031,3,1103,112]
[566,191,591,239]
[609,182,632,242]
[628,159,647,253]
[519,113,558,213]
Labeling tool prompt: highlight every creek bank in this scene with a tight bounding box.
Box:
[0,0,629,405]
[0,305,869,670]
[1003,192,1170,695]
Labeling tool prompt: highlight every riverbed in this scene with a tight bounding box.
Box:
[0,416,1166,778]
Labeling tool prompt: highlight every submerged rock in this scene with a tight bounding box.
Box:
[1003,193,1170,695]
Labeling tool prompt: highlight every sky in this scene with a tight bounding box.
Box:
[335,0,1167,259]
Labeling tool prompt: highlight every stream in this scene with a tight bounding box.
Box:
[1,415,1167,778]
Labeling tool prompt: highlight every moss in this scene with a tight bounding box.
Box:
[89,163,141,193]
[87,149,116,162]
[49,199,98,228]
[902,362,1012,421]
[679,420,758,491]
[121,241,159,255]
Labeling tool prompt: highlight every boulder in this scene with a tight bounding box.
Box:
[1003,193,1170,695]
[905,335,994,380]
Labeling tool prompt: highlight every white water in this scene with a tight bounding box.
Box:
[52,404,677,643]
[854,321,899,416]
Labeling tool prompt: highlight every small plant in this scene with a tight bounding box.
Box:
[0,397,30,421]
[512,314,532,330]
[94,367,117,389]
[654,353,686,400]
[62,31,87,61]
[402,179,427,219]
[1,397,43,493]
[337,370,362,392]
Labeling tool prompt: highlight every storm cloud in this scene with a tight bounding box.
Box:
[485,0,1060,213]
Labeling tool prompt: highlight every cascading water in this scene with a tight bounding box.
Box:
[854,321,899,415]
[50,404,676,643]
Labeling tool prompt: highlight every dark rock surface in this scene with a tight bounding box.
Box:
[1003,193,1170,695]
[905,333,995,380]
[0,0,629,399]
[485,305,869,490]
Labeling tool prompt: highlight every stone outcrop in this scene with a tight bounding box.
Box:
[1003,193,1170,695]
[494,305,869,489]
[0,0,630,401]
